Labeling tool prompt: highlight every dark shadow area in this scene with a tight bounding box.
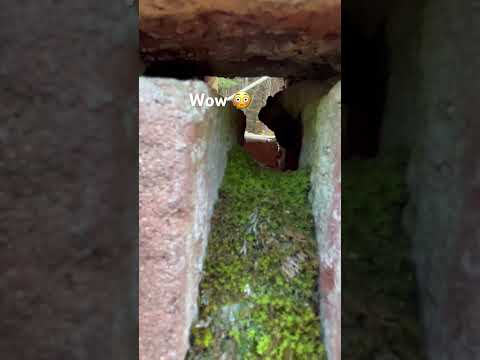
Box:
[143,61,215,79]
[342,2,426,359]
[258,92,303,171]
[342,18,389,160]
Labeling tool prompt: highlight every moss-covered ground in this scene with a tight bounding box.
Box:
[187,146,325,360]
[342,155,426,359]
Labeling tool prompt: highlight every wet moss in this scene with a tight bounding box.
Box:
[342,155,425,359]
[187,146,325,360]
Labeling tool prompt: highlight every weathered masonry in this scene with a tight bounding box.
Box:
[139,0,341,359]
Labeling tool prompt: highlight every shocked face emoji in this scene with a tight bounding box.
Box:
[232,91,252,110]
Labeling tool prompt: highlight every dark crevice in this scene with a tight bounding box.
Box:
[142,58,339,79]
[342,16,390,160]
[143,61,216,79]
[257,92,303,171]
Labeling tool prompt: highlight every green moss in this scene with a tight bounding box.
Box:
[187,146,325,359]
[217,77,241,91]
[192,328,214,349]
[342,154,426,359]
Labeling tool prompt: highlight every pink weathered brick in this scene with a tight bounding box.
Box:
[139,78,243,359]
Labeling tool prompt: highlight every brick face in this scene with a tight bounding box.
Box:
[139,78,243,359]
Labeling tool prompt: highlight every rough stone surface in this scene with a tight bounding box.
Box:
[262,80,341,359]
[257,79,336,171]
[379,1,480,358]
[140,0,341,77]
[0,2,138,360]
[403,3,480,359]
[139,78,243,360]
[304,82,341,360]
[294,80,338,167]
[271,79,336,122]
